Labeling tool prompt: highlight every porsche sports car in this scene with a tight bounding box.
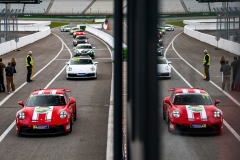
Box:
[165,25,174,31]
[66,56,98,79]
[157,56,171,78]
[73,29,85,38]
[16,89,76,135]
[157,30,163,37]
[157,35,163,46]
[73,35,88,46]
[163,88,223,134]
[69,27,79,35]
[73,44,95,58]
[61,25,71,32]
[157,44,163,56]
[158,27,166,34]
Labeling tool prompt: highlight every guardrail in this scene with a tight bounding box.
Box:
[184,20,240,56]
[0,26,51,56]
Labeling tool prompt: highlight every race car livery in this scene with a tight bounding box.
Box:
[73,35,88,46]
[69,27,79,35]
[163,88,223,134]
[73,29,85,38]
[16,89,76,135]
[73,44,95,58]
[66,57,98,79]
[61,25,71,32]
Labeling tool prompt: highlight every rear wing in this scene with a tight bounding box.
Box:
[168,88,203,92]
[35,89,71,92]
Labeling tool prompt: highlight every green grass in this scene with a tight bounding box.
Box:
[165,21,185,28]
[112,48,127,60]
[49,22,70,28]
[67,21,102,24]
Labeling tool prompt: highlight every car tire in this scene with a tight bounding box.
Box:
[163,102,166,120]
[69,117,73,133]
[74,103,77,121]
[94,73,97,79]
[169,76,171,79]
[66,77,69,80]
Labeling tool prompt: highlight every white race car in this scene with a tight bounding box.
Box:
[165,25,174,31]
[157,56,171,79]
[73,44,95,58]
[61,25,71,32]
[66,56,98,79]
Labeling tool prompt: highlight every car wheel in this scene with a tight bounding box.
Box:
[163,102,166,120]
[74,103,77,121]
[94,73,97,79]
[66,76,69,80]
[69,117,73,133]
[169,76,171,79]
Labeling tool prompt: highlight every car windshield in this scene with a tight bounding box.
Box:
[26,95,66,106]
[165,25,171,27]
[158,58,167,64]
[76,36,86,39]
[76,30,83,32]
[173,94,213,105]
[77,45,92,49]
[64,26,70,28]
[70,59,93,65]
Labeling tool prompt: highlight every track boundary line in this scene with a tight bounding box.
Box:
[164,31,240,142]
[0,33,72,143]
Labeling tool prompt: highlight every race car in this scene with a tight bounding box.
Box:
[16,89,76,135]
[69,27,79,35]
[73,29,85,38]
[66,56,98,79]
[163,88,223,134]
[165,25,174,31]
[157,30,163,37]
[157,44,163,56]
[157,56,171,78]
[157,35,163,46]
[60,25,71,32]
[73,44,95,58]
[158,27,166,34]
[73,35,89,46]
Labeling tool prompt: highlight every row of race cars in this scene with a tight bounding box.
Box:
[15,24,223,136]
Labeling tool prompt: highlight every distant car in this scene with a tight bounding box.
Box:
[73,44,95,58]
[16,88,76,135]
[66,57,98,79]
[61,25,71,32]
[69,27,79,35]
[165,25,174,31]
[159,27,166,34]
[157,44,163,56]
[73,35,88,46]
[157,35,163,46]
[73,29,85,38]
[157,30,163,37]
[163,88,223,134]
[157,56,171,78]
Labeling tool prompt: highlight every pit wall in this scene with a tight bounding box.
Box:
[0,21,51,56]
[183,19,240,56]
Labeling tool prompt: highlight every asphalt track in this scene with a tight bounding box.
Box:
[0,22,112,160]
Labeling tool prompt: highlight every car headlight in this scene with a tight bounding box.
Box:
[68,67,72,71]
[90,66,95,71]
[59,111,68,119]
[165,66,170,70]
[74,40,77,43]
[85,40,87,43]
[18,112,25,120]
[172,110,180,118]
[214,110,221,118]
[76,50,79,53]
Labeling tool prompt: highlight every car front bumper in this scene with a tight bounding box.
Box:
[158,72,171,78]
[66,73,97,78]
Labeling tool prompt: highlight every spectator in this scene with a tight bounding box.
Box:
[0,58,6,92]
[10,58,17,76]
[231,56,238,91]
[220,56,226,82]
[5,62,15,94]
[222,60,231,92]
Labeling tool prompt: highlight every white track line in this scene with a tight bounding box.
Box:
[165,32,240,142]
[0,33,72,143]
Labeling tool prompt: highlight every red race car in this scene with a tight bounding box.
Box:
[16,89,76,135]
[163,88,223,134]
[73,29,85,38]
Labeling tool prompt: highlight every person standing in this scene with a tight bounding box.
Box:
[203,49,210,81]
[0,58,6,92]
[5,62,15,94]
[222,60,231,92]
[219,56,226,82]
[10,58,17,76]
[231,56,238,91]
[26,51,33,82]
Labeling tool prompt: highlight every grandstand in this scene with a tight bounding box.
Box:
[24,0,51,14]
[85,0,113,14]
[183,0,210,12]
[159,0,185,13]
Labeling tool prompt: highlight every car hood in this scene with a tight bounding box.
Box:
[157,64,170,72]
[174,105,215,121]
[75,49,93,53]
[23,106,66,122]
[75,39,87,42]
[69,64,95,72]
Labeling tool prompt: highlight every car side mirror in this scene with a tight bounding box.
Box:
[69,98,75,105]
[164,97,171,104]
[66,62,69,65]
[18,101,24,107]
[215,100,220,105]
[73,47,76,50]
[92,47,96,49]
[161,47,164,49]
[168,61,172,64]
[94,62,98,65]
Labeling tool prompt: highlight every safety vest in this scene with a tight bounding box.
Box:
[26,55,33,66]
[203,53,210,65]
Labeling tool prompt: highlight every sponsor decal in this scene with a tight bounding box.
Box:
[36,107,52,114]
[186,105,208,121]
[187,106,203,113]
[66,124,70,130]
